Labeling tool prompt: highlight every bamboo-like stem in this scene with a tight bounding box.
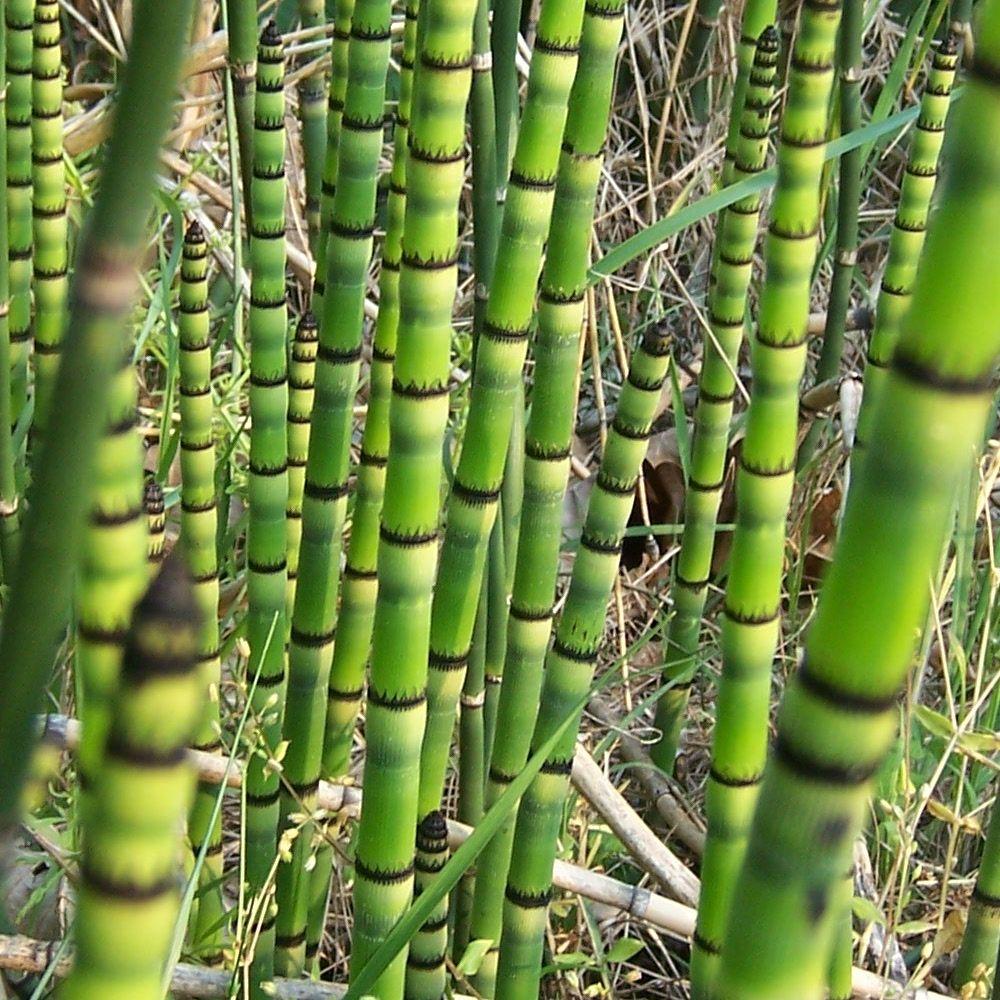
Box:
[466,4,626,991]
[650,27,779,770]
[418,0,591,824]
[243,23,290,998]
[689,2,841,992]
[404,811,450,999]
[715,5,1000,993]
[6,0,32,428]
[226,0,258,215]
[29,0,66,435]
[827,867,854,1000]
[681,0,724,123]
[491,0,519,185]
[143,480,166,569]
[178,221,225,964]
[347,0,477,984]
[277,0,394,966]
[954,797,1000,994]
[855,35,959,450]
[297,0,328,253]
[59,556,203,1000]
[495,328,671,996]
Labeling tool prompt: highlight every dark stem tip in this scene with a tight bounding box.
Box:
[941,30,961,55]
[132,550,201,632]
[261,19,282,47]
[143,479,164,512]
[185,219,205,244]
[416,810,449,847]
[298,310,319,335]
[758,24,781,50]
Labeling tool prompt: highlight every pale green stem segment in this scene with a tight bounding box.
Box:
[954,798,1000,994]
[495,329,671,997]
[0,0,196,830]
[689,2,841,993]
[465,3,625,993]
[418,0,591,824]
[855,35,959,449]
[59,556,203,1000]
[651,26,779,770]
[6,0,32,428]
[347,0,477,987]
[297,0,328,253]
[143,480,166,569]
[178,221,225,964]
[716,6,1000,995]
[29,0,66,436]
[403,811,450,999]
[243,23,289,999]
[227,0,258,214]
[276,0,393,968]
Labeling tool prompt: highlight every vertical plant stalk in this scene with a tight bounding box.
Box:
[0,0,196,832]
[58,556,203,1000]
[855,35,958,449]
[466,5,625,992]
[827,866,854,1000]
[178,221,225,964]
[347,0,477,986]
[650,27,779,771]
[954,799,1000,993]
[715,6,1000,995]
[6,0,32,429]
[494,328,671,997]
[682,0,725,123]
[285,311,318,618]
[243,23,290,999]
[275,0,393,970]
[29,0,66,435]
[417,0,590,824]
[143,480,166,568]
[297,0,328,253]
[688,2,841,993]
[491,0,520,185]
[226,0,258,214]
[403,811,450,999]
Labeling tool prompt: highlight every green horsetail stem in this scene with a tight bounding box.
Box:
[321,0,419,784]
[855,34,959,449]
[59,555,203,1000]
[347,0,476,985]
[465,4,625,992]
[226,0,258,213]
[494,330,671,998]
[276,0,394,970]
[417,0,590,823]
[178,221,225,963]
[650,26,779,771]
[404,811,450,999]
[714,7,1000,995]
[297,0,328,252]
[285,311,318,617]
[0,0,196,829]
[682,0,724,123]
[29,0,66,435]
[143,480,165,568]
[310,0,355,318]
[244,23,289,997]
[955,799,1000,993]
[6,0,32,426]
[689,1,841,992]
[0,11,22,576]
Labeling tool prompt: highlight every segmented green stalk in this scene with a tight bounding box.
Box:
[321,0,418,784]
[226,0,258,213]
[298,0,328,252]
[244,24,289,997]
[689,3,841,992]
[29,0,66,434]
[417,0,590,823]
[954,800,1000,993]
[311,0,355,317]
[0,15,22,575]
[466,5,624,991]
[143,480,165,568]
[495,332,671,997]
[682,0,725,122]
[348,0,477,985]
[59,556,203,1000]
[715,7,1000,995]
[178,221,225,963]
[855,35,958,449]
[650,27,779,771]
[404,811,450,999]
[0,0,196,829]
[275,0,393,970]
[286,311,317,616]
[6,0,32,426]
